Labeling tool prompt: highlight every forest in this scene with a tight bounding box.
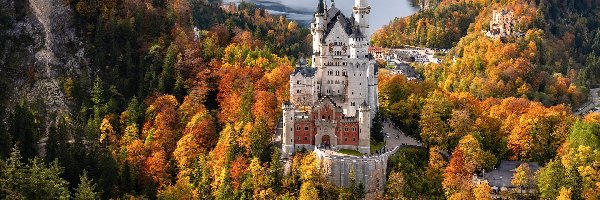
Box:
[0,0,599,199]
[376,0,600,199]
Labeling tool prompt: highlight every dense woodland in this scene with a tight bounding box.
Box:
[1,0,600,199]
[376,0,600,199]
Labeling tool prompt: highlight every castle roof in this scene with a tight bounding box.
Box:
[349,26,365,38]
[323,9,355,41]
[292,66,317,77]
[316,0,325,14]
[360,100,368,107]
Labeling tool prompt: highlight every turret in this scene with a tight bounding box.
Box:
[282,102,296,156]
[312,0,327,54]
[358,102,371,154]
[353,0,371,38]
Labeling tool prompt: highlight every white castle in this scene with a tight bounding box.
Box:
[282,0,378,156]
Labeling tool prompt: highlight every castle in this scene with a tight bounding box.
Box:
[486,9,515,39]
[282,0,378,156]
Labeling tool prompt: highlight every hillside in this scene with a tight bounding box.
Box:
[375,0,600,199]
[0,0,315,198]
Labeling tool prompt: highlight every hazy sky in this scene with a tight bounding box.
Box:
[223,0,419,32]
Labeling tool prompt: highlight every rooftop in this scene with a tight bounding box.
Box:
[482,160,539,188]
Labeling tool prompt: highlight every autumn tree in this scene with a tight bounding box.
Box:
[512,163,534,192]
[443,149,473,198]
[420,90,452,150]
[473,181,491,200]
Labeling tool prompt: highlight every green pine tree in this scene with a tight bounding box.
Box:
[74,171,99,200]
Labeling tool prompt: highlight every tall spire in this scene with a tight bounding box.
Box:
[316,0,325,14]
[331,0,335,7]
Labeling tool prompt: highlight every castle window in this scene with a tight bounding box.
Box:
[353,138,356,141]
[305,127,308,131]
[305,136,307,141]
[297,81,300,84]
[322,115,325,119]
[291,139,293,142]
[345,138,348,141]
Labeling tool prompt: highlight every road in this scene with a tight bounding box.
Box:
[382,121,421,151]
[575,88,600,116]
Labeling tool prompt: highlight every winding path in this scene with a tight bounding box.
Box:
[575,88,600,116]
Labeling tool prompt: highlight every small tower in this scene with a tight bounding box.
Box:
[358,101,371,154]
[312,0,326,56]
[282,102,296,156]
[353,0,371,38]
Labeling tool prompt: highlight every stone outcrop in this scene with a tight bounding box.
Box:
[1,0,85,116]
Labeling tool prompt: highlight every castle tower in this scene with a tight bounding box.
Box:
[282,102,296,156]
[349,27,367,59]
[358,102,371,154]
[353,0,371,38]
[312,0,326,56]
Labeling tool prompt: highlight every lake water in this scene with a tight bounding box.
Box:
[223,0,419,32]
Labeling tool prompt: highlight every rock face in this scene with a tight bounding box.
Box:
[0,0,86,117]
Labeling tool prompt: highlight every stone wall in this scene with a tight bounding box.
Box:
[314,146,400,194]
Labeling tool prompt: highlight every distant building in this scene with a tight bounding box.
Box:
[368,46,385,60]
[391,63,421,80]
[473,161,540,199]
[220,2,238,14]
[420,0,437,11]
[486,9,516,39]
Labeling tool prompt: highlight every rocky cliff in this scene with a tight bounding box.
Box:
[0,0,87,132]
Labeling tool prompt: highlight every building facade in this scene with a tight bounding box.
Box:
[486,9,515,39]
[282,0,378,156]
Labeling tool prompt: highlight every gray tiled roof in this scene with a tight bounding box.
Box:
[483,161,539,188]
[292,66,317,77]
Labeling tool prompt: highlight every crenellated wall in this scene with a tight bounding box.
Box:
[314,146,400,194]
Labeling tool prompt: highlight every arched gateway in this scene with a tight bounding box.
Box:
[322,135,331,147]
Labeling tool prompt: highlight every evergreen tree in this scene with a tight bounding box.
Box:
[269,147,282,192]
[9,100,39,160]
[0,148,70,199]
[74,171,99,200]
[371,112,384,144]
[239,85,254,123]
[250,119,271,162]
[159,44,177,94]
[0,110,10,158]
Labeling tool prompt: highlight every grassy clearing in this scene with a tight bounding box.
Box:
[338,149,364,156]
[370,141,386,154]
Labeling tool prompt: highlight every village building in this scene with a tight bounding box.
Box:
[282,0,378,156]
[473,161,540,199]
